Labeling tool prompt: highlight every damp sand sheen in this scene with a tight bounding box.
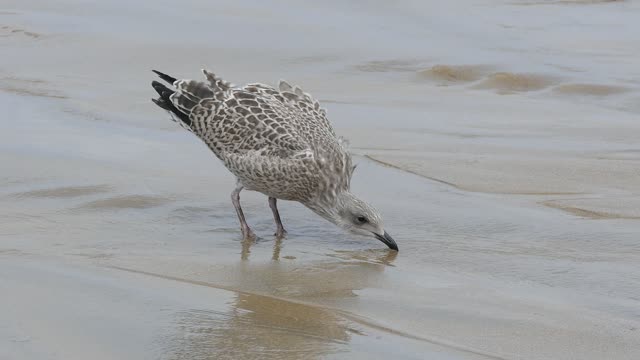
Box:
[1,1,640,360]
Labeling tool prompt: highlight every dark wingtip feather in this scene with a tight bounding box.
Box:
[151,80,173,98]
[151,98,171,111]
[152,70,177,85]
[151,71,191,127]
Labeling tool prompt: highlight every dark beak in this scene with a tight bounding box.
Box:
[374,231,398,251]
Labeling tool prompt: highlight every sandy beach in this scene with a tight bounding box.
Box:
[2,0,640,359]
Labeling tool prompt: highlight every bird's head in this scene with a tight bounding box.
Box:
[309,192,398,251]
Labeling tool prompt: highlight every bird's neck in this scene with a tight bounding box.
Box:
[304,190,353,225]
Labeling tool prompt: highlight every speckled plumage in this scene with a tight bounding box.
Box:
[155,69,352,202]
[151,69,398,250]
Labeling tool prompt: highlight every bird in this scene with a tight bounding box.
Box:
[150,69,398,251]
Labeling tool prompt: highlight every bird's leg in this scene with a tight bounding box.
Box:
[231,185,255,240]
[268,197,287,238]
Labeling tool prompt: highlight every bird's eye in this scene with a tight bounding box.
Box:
[356,216,367,224]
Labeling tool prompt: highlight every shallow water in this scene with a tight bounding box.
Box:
[1,1,640,359]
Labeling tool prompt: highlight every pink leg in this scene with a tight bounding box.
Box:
[231,185,255,240]
[269,197,287,237]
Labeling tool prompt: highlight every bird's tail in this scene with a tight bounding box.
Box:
[150,69,232,132]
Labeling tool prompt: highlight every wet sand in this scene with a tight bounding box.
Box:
[2,1,640,359]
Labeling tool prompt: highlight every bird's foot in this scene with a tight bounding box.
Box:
[274,227,287,238]
[241,227,257,241]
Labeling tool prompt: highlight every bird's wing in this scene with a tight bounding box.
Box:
[202,84,315,159]
[152,70,354,197]
[221,150,319,201]
[240,81,337,149]
[152,69,231,134]
[152,69,338,163]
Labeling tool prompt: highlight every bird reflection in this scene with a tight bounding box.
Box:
[166,292,355,359]
[271,236,283,261]
[240,236,255,261]
[161,235,399,358]
[239,235,283,261]
[329,248,398,266]
[240,234,398,266]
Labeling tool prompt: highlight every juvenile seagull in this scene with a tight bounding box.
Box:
[151,69,398,251]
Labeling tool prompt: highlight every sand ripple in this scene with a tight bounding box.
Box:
[543,197,640,219]
[473,72,559,93]
[79,195,171,210]
[0,76,66,99]
[417,65,493,85]
[353,59,426,73]
[515,0,624,5]
[553,83,630,96]
[0,25,41,38]
[12,185,112,198]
